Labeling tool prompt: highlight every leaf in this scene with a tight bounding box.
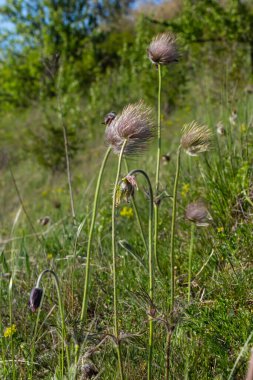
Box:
[118,240,147,270]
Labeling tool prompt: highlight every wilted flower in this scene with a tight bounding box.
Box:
[105,101,154,156]
[216,121,226,136]
[181,121,212,156]
[116,175,138,206]
[229,110,237,126]
[185,201,212,227]
[147,32,179,66]
[81,362,98,379]
[104,111,116,126]
[29,287,43,312]
[244,84,253,94]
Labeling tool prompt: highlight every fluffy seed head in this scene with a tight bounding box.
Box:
[185,201,212,227]
[105,101,154,156]
[147,32,179,66]
[181,121,212,156]
[29,287,43,312]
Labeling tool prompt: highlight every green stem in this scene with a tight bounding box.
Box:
[170,146,181,311]
[155,64,162,191]
[29,295,43,380]
[112,140,127,380]
[8,277,15,380]
[154,64,162,272]
[124,159,148,253]
[187,224,195,303]
[35,269,69,377]
[0,274,7,376]
[81,146,111,322]
[128,169,154,380]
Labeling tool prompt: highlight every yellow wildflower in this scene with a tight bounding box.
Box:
[240,124,247,133]
[217,227,224,233]
[4,324,17,338]
[41,190,48,197]
[120,206,134,218]
[181,183,190,198]
[47,253,53,260]
[56,187,63,194]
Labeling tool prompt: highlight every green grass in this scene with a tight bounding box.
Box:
[1,91,253,379]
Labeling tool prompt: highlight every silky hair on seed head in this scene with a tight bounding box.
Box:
[147,32,179,66]
[105,101,155,156]
[181,121,212,156]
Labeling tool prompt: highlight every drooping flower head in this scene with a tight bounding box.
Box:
[181,121,213,156]
[105,101,154,156]
[29,287,43,312]
[147,32,179,66]
[185,201,212,227]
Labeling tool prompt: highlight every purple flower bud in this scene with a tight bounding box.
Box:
[29,287,43,312]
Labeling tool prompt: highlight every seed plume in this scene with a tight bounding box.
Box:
[105,101,154,156]
[147,32,179,66]
[181,121,212,156]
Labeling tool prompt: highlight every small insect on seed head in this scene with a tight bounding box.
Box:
[185,201,212,227]
[103,111,116,126]
[29,287,43,312]
[147,32,179,66]
[105,101,155,156]
[181,121,213,156]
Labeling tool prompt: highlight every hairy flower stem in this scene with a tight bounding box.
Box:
[128,169,154,380]
[57,69,75,222]
[112,140,127,380]
[124,159,148,252]
[81,146,111,322]
[8,278,15,380]
[154,64,162,272]
[165,328,173,380]
[29,296,44,380]
[170,145,181,311]
[187,224,195,303]
[33,270,69,377]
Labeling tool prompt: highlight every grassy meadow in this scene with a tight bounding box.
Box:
[1,1,253,379]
